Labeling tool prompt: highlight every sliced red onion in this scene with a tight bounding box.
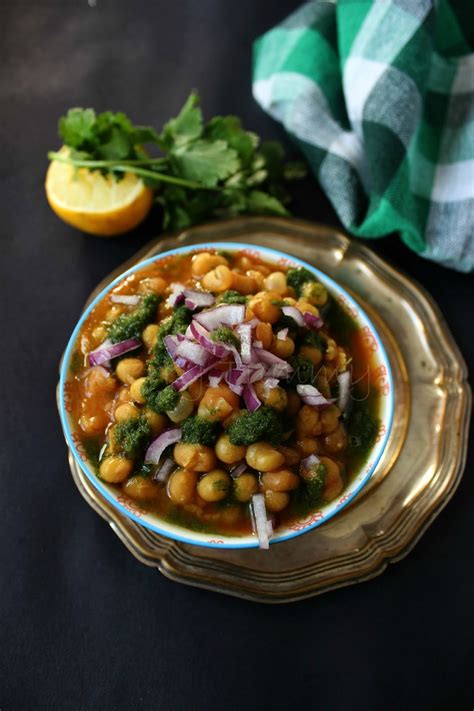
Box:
[303,311,324,329]
[337,370,351,412]
[208,368,225,388]
[153,457,176,483]
[251,494,271,549]
[266,519,274,538]
[262,377,279,397]
[247,363,267,383]
[163,334,188,369]
[230,461,247,478]
[265,363,292,380]
[243,383,261,412]
[172,359,219,392]
[236,323,252,364]
[227,382,244,396]
[276,328,288,340]
[183,289,215,310]
[110,294,140,306]
[296,384,334,408]
[145,428,182,465]
[189,321,234,359]
[175,339,212,367]
[281,305,304,327]
[301,453,320,471]
[167,283,186,307]
[226,368,249,387]
[253,340,263,348]
[195,304,245,330]
[88,338,140,366]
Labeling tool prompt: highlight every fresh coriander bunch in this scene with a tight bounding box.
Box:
[46,91,306,234]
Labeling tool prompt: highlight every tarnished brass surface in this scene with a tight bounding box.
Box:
[63,217,471,603]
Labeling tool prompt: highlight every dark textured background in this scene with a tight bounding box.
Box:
[1,2,473,709]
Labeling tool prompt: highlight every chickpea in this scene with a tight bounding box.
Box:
[286,390,301,416]
[85,367,116,396]
[201,265,233,292]
[192,252,228,277]
[143,408,167,436]
[117,386,131,403]
[316,373,332,399]
[233,472,258,502]
[263,271,287,295]
[261,469,300,492]
[337,348,348,373]
[255,321,273,349]
[277,445,301,467]
[123,476,160,501]
[324,423,347,454]
[265,489,290,513]
[174,442,217,472]
[116,358,145,385]
[105,305,124,322]
[92,325,108,343]
[270,336,295,359]
[246,443,285,472]
[198,385,239,422]
[160,364,177,384]
[130,377,147,404]
[324,338,337,361]
[230,271,259,295]
[299,345,322,367]
[187,378,205,403]
[168,468,198,505]
[246,269,265,289]
[254,381,287,412]
[143,324,159,351]
[215,434,246,464]
[297,437,320,456]
[282,297,297,306]
[79,412,109,435]
[296,404,322,438]
[99,456,133,483]
[320,405,341,434]
[301,281,328,306]
[296,300,319,316]
[248,292,281,324]
[138,276,167,295]
[115,402,140,422]
[197,469,231,502]
[168,391,194,423]
[320,456,344,501]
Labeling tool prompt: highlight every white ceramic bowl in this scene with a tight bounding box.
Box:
[59,243,394,549]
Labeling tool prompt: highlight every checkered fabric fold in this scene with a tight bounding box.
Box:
[252,0,474,272]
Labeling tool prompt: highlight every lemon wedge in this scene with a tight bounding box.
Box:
[45,148,154,236]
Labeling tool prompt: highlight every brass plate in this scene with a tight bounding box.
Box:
[63,217,471,603]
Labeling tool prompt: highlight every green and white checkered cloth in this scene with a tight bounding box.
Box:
[252,1,474,272]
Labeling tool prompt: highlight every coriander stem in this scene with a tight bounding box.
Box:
[47,152,213,190]
[47,151,167,168]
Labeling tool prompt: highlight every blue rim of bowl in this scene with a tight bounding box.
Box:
[59,242,394,549]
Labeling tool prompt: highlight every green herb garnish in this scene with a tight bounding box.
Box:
[228,406,283,446]
[108,294,159,343]
[211,326,240,348]
[113,416,151,459]
[181,416,219,446]
[48,93,306,232]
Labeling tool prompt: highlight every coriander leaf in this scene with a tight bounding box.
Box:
[59,108,97,150]
[171,140,239,187]
[205,116,256,167]
[259,140,285,181]
[246,190,289,216]
[96,125,132,161]
[161,92,203,148]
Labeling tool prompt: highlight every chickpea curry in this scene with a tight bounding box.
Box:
[68,248,381,547]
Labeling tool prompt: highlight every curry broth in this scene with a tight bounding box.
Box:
[68,249,382,537]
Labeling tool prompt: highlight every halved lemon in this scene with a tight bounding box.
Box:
[45,148,154,236]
